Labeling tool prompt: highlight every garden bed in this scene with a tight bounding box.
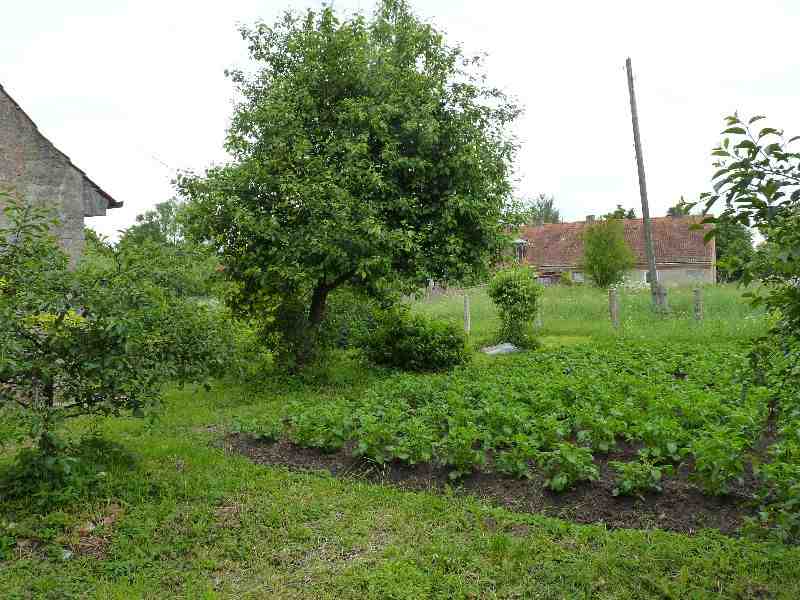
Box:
[227,433,759,536]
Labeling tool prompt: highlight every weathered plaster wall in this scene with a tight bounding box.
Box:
[627,267,715,285]
[0,87,112,264]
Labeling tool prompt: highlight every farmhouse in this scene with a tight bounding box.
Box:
[519,215,716,285]
[0,83,121,263]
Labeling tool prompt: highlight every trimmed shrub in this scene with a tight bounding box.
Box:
[487,267,543,347]
[362,308,468,372]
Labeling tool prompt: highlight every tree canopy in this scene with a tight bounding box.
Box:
[666,197,693,217]
[179,1,519,365]
[603,204,636,220]
[503,194,561,227]
[581,218,635,288]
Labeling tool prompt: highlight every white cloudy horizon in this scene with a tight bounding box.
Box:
[2,0,799,239]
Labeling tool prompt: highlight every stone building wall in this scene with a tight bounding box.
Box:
[0,84,118,264]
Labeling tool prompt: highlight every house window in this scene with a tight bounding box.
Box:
[572,271,584,283]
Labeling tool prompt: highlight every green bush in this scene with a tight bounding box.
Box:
[362,308,468,372]
[487,267,542,347]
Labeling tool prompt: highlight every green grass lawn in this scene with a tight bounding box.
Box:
[3,284,800,598]
[416,283,765,348]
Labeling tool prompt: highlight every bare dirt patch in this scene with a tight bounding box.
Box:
[226,434,761,536]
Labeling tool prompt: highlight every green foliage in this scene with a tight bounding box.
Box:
[667,197,693,217]
[581,218,636,288]
[487,267,542,347]
[320,286,384,350]
[286,402,353,453]
[559,271,575,286]
[715,218,755,282]
[493,433,540,479]
[179,1,519,367]
[537,443,599,492]
[3,380,799,596]
[230,415,283,443]
[270,338,770,501]
[503,193,561,227]
[689,428,747,495]
[362,308,468,372]
[611,459,673,497]
[635,416,688,463]
[700,113,800,334]
[0,434,135,510]
[603,204,636,220]
[437,420,487,480]
[0,194,235,457]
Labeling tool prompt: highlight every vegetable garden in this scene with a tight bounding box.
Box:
[231,327,797,537]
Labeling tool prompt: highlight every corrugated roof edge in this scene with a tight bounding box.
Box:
[0,82,122,210]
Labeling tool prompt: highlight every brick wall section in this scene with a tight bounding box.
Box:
[0,84,119,264]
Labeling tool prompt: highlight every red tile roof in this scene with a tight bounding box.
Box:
[519,217,715,269]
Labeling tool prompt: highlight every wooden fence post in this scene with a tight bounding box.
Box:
[463,293,471,335]
[694,287,703,321]
[609,287,620,328]
[656,284,669,313]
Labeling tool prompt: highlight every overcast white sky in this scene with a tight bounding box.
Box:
[2,0,799,238]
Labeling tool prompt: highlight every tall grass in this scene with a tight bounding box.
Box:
[415,284,767,348]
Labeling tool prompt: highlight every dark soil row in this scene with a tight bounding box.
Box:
[226,433,764,536]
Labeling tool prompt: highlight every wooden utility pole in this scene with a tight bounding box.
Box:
[625,57,659,307]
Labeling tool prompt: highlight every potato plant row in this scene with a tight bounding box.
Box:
[241,341,775,500]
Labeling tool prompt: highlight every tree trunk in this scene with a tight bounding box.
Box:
[309,282,330,329]
[296,281,330,367]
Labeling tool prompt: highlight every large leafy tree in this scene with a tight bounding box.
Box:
[699,114,800,331]
[581,218,635,288]
[179,1,519,365]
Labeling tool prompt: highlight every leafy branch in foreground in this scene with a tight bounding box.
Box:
[699,114,800,333]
